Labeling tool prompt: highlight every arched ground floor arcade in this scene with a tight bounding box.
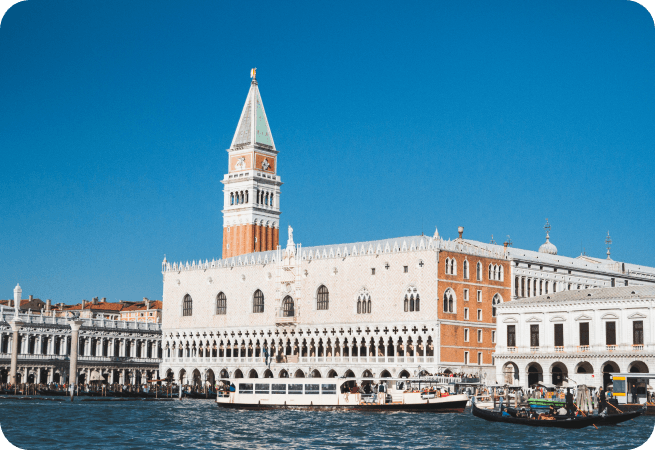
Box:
[494,355,653,390]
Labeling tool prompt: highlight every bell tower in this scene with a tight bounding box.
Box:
[222,70,282,258]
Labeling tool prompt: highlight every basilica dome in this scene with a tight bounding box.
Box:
[539,233,558,255]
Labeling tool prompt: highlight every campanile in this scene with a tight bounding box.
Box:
[221,70,282,258]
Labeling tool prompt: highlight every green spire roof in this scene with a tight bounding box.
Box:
[231,80,275,149]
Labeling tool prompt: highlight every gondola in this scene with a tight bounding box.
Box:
[471,399,642,428]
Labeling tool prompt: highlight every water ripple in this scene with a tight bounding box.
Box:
[0,399,653,450]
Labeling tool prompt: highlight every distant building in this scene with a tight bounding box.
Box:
[493,285,654,390]
[120,298,162,323]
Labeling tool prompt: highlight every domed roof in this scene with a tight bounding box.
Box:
[539,233,558,255]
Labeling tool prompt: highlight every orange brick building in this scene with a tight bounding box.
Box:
[221,70,281,258]
[436,230,512,372]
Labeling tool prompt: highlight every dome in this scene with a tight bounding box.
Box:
[539,233,558,255]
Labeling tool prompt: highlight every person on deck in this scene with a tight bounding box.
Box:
[565,388,574,415]
[598,387,608,415]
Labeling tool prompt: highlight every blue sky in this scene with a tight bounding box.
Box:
[1,0,654,304]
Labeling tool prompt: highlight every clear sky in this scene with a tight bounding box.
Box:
[1,0,654,304]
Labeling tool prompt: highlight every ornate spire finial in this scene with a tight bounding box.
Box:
[490,234,496,245]
[605,231,612,260]
[250,68,257,82]
[505,235,512,247]
[544,218,551,240]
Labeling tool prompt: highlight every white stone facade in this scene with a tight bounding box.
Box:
[493,286,655,390]
[160,235,511,385]
[0,307,162,385]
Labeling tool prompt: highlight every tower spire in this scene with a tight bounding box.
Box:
[222,72,282,258]
[605,231,612,260]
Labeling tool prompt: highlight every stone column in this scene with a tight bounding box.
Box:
[68,320,84,399]
[9,320,23,385]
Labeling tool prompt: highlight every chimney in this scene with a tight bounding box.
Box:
[83,300,87,309]
[29,295,33,302]
[504,242,508,248]
[93,297,99,305]
[101,297,106,303]
[46,299,51,312]
[458,226,464,239]
[145,299,150,310]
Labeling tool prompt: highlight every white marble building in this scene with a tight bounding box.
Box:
[493,285,654,390]
[0,306,162,385]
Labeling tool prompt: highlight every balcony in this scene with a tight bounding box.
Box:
[577,345,590,352]
[530,347,539,353]
[633,344,644,351]
[606,345,617,351]
[554,346,564,352]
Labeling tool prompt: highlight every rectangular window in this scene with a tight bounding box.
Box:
[580,322,589,346]
[404,266,408,273]
[464,308,469,320]
[606,321,616,346]
[464,351,469,365]
[477,309,482,321]
[492,330,496,343]
[464,328,469,342]
[288,384,303,395]
[477,291,482,302]
[371,268,375,275]
[507,325,516,347]
[238,383,254,394]
[271,384,286,394]
[554,323,564,347]
[321,384,337,395]
[477,352,482,365]
[255,384,270,394]
[530,324,539,347]
[305,384,320,395]
[464,289,469,302]
[634,321,644,345]
[477,329,482,342]
[611,278,615,287]
[625,280,629,286]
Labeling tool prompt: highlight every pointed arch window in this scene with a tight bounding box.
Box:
[463,260,469,279]
[404,287,420,312]
[182,294,193,317]
[488,264,492,280]
[317,285,329,310]
[451,259,457,275]
[445,258,450,275]
[253,290,264,313]
[357,289,371,314]
[282,296,294,317]
[476,262,482,281]
[216,292,227,315]
[443,289,455,313]
[492,293,502,317]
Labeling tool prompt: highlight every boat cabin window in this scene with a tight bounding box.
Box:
[322,384,336,394]
[305,384,320,395]
[288,384,303,395]
[272,384,286,394]
[255,384,270,394]
[239,383,254,394]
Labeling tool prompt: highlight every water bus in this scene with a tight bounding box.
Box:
[215,377,468,412]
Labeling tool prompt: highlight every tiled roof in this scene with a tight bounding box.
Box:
[122,300,162,311]
[498,285,655,307]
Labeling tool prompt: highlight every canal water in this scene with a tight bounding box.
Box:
[0,399,654,449]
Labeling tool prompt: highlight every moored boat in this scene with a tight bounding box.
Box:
[216,377,468,412]
[471,399,642,428]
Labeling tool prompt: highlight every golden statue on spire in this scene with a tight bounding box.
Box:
[250,68,257,80]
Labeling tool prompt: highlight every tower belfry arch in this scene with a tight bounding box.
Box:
[222,70,282,258]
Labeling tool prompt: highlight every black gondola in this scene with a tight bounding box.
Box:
[471,399,642,428]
